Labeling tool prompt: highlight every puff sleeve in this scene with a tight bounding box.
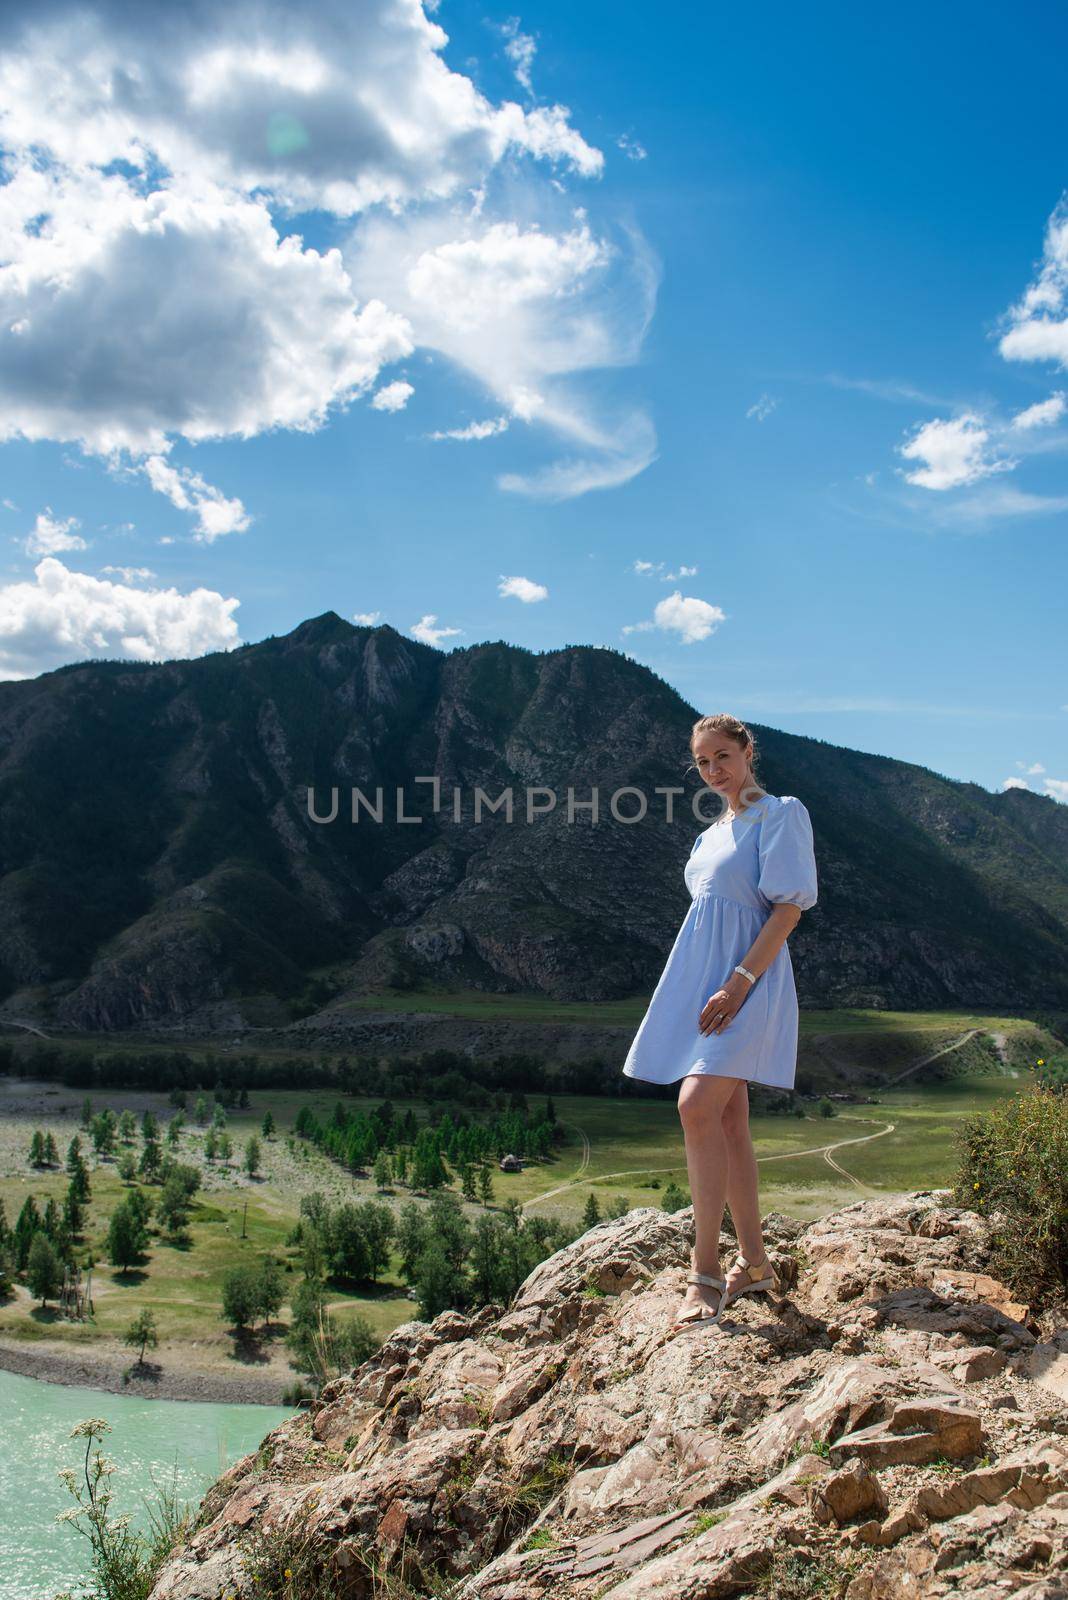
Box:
[757,796,818,911]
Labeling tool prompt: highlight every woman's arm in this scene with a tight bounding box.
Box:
[698,904,803,1036]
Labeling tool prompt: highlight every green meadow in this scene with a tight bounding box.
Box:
[0,1007,1056,1388]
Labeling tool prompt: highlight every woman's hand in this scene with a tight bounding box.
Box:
[698,972,754,1035]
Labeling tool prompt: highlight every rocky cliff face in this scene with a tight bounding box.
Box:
[149,1193,1068,1600]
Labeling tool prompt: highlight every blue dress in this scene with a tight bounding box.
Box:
[621,794,818,1090]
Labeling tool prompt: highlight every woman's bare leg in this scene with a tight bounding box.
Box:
[721,1079,769,1298]
[676,1073,742,1317]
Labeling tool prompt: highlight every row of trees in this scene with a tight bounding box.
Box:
[3,1039,631,1102]
[292,1095,561,1189]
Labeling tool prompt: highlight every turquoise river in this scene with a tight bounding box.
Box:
[1,1368,291,1600]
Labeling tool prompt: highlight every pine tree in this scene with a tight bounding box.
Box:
[477,1164,494,1208]
[63,1181,84,1238]
[27,1231,62,1305]
[28,1130,45,1167]
[43,1132,59,1166]
[583,1192,601,1229]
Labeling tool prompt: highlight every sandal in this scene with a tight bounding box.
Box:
[723,1251,778,1307]
[670,1270,728,1332]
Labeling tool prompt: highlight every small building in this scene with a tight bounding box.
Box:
[498,1152,522,1172]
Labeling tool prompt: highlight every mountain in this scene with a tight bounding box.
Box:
[144,1195,1068,1600]
[0,612,1065,1032]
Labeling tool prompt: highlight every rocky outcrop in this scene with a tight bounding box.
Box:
[147,1190,1068,1599]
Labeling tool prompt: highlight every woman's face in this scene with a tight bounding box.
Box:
[692,730,751,797]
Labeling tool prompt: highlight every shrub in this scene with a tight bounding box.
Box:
[954,1084,1068,1305]
[54,1418,192,1600]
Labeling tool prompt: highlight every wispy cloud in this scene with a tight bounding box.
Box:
[429,417,509,442]
[826,374,952,407]
[919,485,1068,525]
[22,508,87,557]
[746,394,778,422]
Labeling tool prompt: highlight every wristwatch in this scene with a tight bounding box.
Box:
[733,964,757,984]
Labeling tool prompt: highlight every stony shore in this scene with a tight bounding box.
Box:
[0,1334,293,1406]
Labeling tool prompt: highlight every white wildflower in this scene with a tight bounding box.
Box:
[70,1418,111,1439]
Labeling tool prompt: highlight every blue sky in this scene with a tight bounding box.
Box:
[1,0,1066,799]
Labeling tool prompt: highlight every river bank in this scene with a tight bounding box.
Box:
[0,1333,292,1405]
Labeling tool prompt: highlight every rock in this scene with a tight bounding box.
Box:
[828,1395,983,1469]
[1017,1344,1068,1406]
[879,1285,1036,1350]
[927,1345,1010,1383]
[743,1359,967,1469]
[812,1464,890,1526]
[923,1268,1034,1328]
[146,1191,1068,1600]
[907,1440,1068,1522]
[845,1496,1068,1597]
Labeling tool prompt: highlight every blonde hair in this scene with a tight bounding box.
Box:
[687,713,767,812]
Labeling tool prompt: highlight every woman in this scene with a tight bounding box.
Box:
[620,713,818,1333]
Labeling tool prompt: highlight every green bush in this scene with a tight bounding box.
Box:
[954,1084,1068,1305]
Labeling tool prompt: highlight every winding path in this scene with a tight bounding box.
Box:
[526,1113,896,1207]
[882,1027,981,1086]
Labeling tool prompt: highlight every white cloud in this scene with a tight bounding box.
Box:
[1010,392,1066,430]
[898,413,1015,491]
[500,18,536,95]
[0,0,628,511]
[371,381,414,413]
[429,417,510,441]
[1016,760,1046,774]
[0,556,240,679]
[0,1,601,217]
[353,610,383,625]
[617,134,647,162]
[0,166,414,457]
[349,210,659,500]
[1044,778,1068,802]
[632,558,697,580]
[100,565,155,582]
[1002,777,1029,790]
[141,456,250,543]
[410,613,464,648]
[746,394,778,422]
[23,508,87,556]
[498,574,547,602]
[999,200,1068,368]
[622,590,727,645]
